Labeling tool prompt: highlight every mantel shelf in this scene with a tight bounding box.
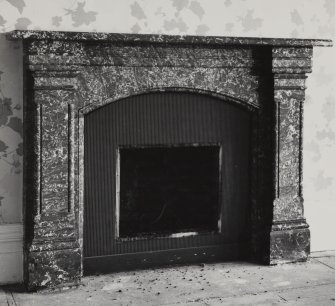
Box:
[6,30,333,47]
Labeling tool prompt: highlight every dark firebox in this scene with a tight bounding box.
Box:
[119,145,221,237]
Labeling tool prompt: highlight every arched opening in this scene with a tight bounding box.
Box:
[83,91,252,274]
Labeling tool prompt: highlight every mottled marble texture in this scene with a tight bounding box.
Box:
[6,30,332,47]
[0,0,334,257]
[0,0,334,289]
[270,228,310,264]
[6,30,330,289]
[269,47,313,264]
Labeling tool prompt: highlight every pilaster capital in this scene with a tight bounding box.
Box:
[272,47,313,75]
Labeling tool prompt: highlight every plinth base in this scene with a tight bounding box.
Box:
[269,225,310,265]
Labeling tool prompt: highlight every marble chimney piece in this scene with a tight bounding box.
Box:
[6,30,332,290]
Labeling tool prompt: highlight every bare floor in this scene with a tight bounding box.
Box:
[1,251,335,306]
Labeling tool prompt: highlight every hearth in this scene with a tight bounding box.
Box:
[6,30,331,290]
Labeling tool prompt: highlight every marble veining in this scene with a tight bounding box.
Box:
[6,30,331,290]
[7,30,332,47]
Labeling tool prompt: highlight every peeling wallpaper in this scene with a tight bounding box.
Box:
[0,0,334,251]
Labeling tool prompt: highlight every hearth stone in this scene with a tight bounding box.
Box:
[6,30,332,290]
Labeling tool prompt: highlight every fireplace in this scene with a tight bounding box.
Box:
[6,30,331,290]
[83,91,251,274]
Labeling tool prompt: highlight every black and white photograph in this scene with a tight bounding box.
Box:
[0,0,334,305]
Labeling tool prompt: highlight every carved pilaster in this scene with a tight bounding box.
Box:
[269,47,312,264]
[24,69,81,290]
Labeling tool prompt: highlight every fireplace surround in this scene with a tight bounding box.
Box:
[6,30,332,290]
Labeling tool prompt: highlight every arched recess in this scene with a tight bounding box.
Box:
[81,88,255,274]
[79,87,258,116]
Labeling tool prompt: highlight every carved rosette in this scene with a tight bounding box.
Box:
[270,47,313,264]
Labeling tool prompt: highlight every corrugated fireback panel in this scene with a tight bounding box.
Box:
[84,92,251,258]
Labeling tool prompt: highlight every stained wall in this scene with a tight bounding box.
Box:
[0,0,334,252]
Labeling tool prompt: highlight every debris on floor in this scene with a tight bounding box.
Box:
[1,252,335,305]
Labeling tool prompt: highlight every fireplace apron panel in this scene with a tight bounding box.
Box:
[84,91,251,273]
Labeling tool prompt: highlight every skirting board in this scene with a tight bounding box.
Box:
[0,223,23,284]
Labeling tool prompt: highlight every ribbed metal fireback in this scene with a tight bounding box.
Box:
[84,92,251,258]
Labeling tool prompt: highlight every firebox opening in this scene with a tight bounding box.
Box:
[117,144,222,238]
